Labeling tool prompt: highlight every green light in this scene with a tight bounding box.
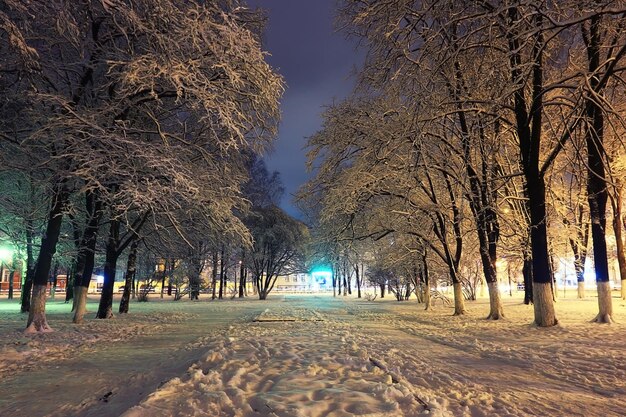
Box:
[0,247,12,262]
[311,266,332,286]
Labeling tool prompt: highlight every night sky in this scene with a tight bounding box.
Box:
[245,0,363,218]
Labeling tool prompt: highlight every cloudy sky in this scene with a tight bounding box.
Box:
[246,0,364,218]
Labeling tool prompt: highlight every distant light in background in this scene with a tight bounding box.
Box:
[0,246,13,262]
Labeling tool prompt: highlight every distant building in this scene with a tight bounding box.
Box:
[274,272,313,292]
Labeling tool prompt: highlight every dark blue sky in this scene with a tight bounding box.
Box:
[246,0,363,218]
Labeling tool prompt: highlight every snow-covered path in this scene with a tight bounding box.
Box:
[1,293,625,416]
[0,298,266,416]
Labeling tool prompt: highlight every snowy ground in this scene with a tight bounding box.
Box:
[1,291,625,416]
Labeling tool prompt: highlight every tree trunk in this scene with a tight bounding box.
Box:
[73,286,88,324]
[219,247,225,299]
[379,282,385,298]
[20,225,35,313]
[527,177,557,326]
[119,239,138,314]
[487,281,504,319]
[167,259,173,296]
[338,266,342,295]
[73,190,103,323]
[577,280,586,299]
[238,250,245,298]
[570,224,589,300]
[211,251,218,300]
[424,284,432,310]
[239,251,246,298]
[8,269,14,300]
[522,254,533,304]
[453,62,502,319]
[25,285,52,333]
[26,184,68,332]
[452,282,466,316]
[49,262,59,299]
[508,8,556,326]
[533,282,557,327]
[160,267,165,299]
[612,188,626,301]
[594,281,613,323]
[96,219,120,319]
[355,263,361,298]
[65,267,74,303]
[479,243,503,319]
[584,15,612,323]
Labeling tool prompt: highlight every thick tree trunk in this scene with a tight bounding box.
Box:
[73,243,99,323]
[379,282,385,298]
[593,281,614,323]
[26,185,68,332]
[72,237,98,323]
[20,227,34,313]
[577,281,586,299]
[533,282,557,327]
[73,191,102,323]
[584,13,613,323]
[479,243,503,319]
[73,286,88,324]
[96,219,119,319]
[528,176,557,326]
[25,285,52,333]
[486,281,504,320]
[508,8,556,326]
[423,284,432,310]
[119,240,138,314]
[452,282,466,315]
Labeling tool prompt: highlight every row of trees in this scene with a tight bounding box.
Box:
[0,0,307,332]
[299,0,626,327]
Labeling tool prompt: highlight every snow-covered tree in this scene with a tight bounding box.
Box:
[0,0,283,331]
